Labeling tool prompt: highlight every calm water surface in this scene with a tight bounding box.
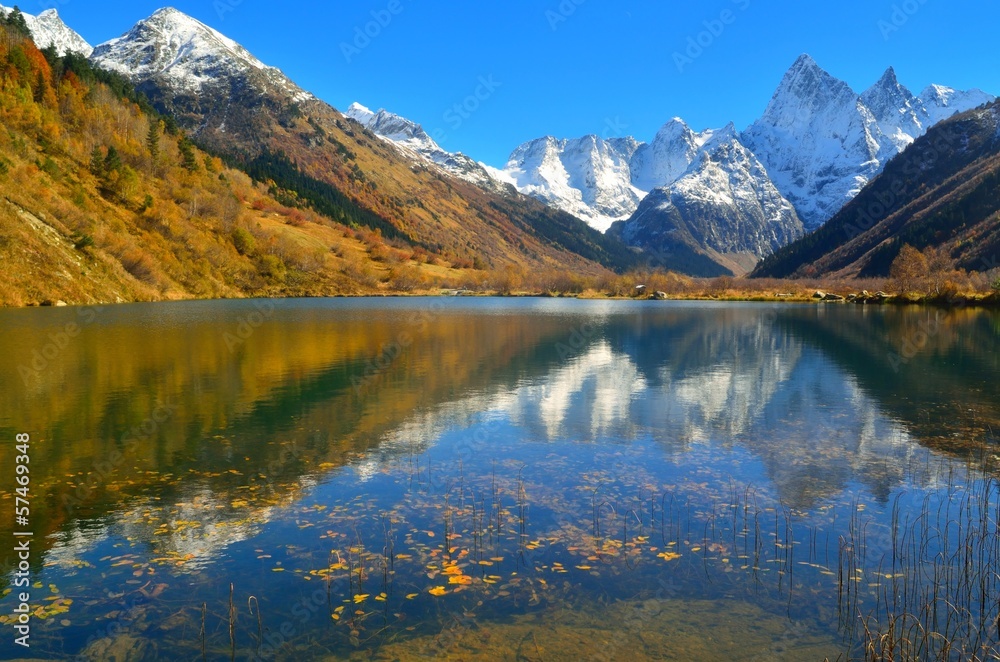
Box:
[1,298,999,660]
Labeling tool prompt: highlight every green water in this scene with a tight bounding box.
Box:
[0,298,999,660]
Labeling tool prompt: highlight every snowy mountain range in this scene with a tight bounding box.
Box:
[13,5,993,276]
[348,54,991,272]
[743,55,993,229]
[510,55,992,235]
[0,5,92,56]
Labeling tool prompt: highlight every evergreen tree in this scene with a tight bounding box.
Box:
[33,71,45,103]
[178,137,198,171]
[104,146,122,174]
[2,7,31,40]
[89,147,105,176]
[146,121,160,160]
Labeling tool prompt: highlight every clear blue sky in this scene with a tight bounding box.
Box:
[39,0,1000,167]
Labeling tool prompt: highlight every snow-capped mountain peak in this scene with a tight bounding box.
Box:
[919,84,995,125]
[503,54,993,242]
[610,130,803,277]
[0,5,93,56]
[756,53,860,131]
[502,134,645,231]
[860,66,926,154]
[345,102,376,126]
[90,7,311,102]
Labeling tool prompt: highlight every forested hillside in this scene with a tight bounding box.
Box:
[0,22,615,306]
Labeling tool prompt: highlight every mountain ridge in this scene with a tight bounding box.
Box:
[489,53,992,240]
[89,8,639,274]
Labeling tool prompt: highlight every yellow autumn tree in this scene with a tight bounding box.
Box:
[890,244,928,295]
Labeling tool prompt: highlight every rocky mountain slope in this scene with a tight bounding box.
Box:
[343,103,504,194]
[90,8,636,273]
[609,128,803,277]
[752,102,1000,279]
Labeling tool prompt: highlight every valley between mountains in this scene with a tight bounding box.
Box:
[1,5,999,306]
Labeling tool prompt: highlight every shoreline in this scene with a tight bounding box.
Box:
[5,290,999,311]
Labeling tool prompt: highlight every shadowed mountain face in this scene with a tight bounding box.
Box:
[753,102,1000,279]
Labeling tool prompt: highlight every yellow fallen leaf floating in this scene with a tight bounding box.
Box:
[657,552,682,561]
[428,586,447,596]
[405,593,419,600]
[353,594,370,603]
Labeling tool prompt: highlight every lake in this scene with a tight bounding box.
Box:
[1,298,999,660]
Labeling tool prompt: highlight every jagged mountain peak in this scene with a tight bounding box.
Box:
[345,102,375,125]
[758,55,859,128]
[90,6,312,102]
[610,129,803,277]
[860,66,925,155]
[919,84,995,125]
[656,117,690,134]
[94,7,266,71]
[0,4,93,56]
[877,66,899,85]
[862,66,914,102]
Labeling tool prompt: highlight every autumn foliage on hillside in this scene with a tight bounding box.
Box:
[0,25,554,306]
